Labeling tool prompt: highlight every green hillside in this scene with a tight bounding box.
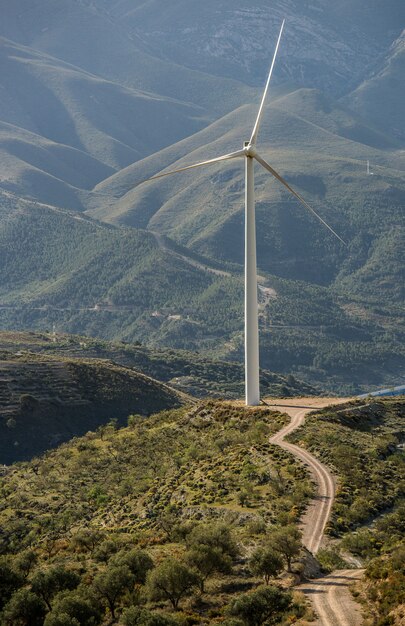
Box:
[345,32,405,142]
[0,331,317,401]
[0,1,404,397]
[0,398,404,624]
[0,190,403,394]
[0,400,314,624]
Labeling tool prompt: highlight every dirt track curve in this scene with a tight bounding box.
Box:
[266,398,364,626]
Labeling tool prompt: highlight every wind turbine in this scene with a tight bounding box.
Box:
[137,20,345,406]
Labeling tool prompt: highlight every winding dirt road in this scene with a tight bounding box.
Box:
[266,398,364,626]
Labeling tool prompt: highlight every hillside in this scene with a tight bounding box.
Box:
[0,400,314,624]
[0,0,404,395]
[0,351,186,464]
[0,398,403,624]
[0,192,403,394]
[286,397,405,625]
[0,331,317,401]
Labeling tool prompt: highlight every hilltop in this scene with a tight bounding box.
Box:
[0,399,314,624]
[0,330,318,464]
[0,397,403,624]
[0,331,317,400]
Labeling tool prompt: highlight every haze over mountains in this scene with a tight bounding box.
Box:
[0,0,404,393]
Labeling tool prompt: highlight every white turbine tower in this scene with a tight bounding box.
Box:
[138,21,345,406]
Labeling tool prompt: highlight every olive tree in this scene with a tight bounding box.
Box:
[147,558,200,610]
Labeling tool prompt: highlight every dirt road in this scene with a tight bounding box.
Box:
[266,398,364,626]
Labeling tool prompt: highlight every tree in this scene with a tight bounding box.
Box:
[269,525,302,571]
[0,559,24,610]
[249,547,283,583]
[185,544,232,592]
[110,549,154,585]
[44,614,80,626]
[187,522,239,559]
[1,588,47,626]
[147,558,200,610]
[45,589,102,626]
[70,529,103,553]
[12,550,38,579]
[227,585,292,626]
[92,565,134,620]
[120,606,177,626]
[31,566,81,610]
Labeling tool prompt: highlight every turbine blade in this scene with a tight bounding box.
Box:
[250,20,285,146]
[254,153,346,245]
[139,150,245,184]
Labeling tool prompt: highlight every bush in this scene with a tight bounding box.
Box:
[92,565,134,620]
[185,544,232,591]
[120,606,177,625]
[227,585,292,626]
[186,523,239,559]
[110,549,154,585]
[31,566,81,611]
[45,589,102,626]
[1,588,47,626]
[0,559,24,610]
[267,525,302,571]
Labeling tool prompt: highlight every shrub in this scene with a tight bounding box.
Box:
[227,585,292,626]
[267,525,302,571]
[110,549,154,585]
[0,559,24,610]
[1,588,47,626]
[92,565,134,620]
[44,589,102,626]
[120,606,177,625]
[185,544,232,591]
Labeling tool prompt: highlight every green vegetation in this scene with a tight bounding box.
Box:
[287,398,405,623]
[0,191,403,395]
[0,401,313,624]
[0,331,317,401]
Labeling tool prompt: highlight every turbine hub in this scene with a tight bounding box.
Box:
[243,142,257,158]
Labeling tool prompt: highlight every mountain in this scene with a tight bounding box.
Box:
[344,30,405,142]
[94,0,404,96]
[0,37,210,208]
[0,0,404,394]
[89,88,405,290]
[0,192,403,394]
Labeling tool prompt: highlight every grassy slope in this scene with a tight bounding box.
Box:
[0,38,207,206]
[344,32,405,142]
[0,401,313,623]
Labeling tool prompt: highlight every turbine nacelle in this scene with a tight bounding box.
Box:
[243,142,257,158]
